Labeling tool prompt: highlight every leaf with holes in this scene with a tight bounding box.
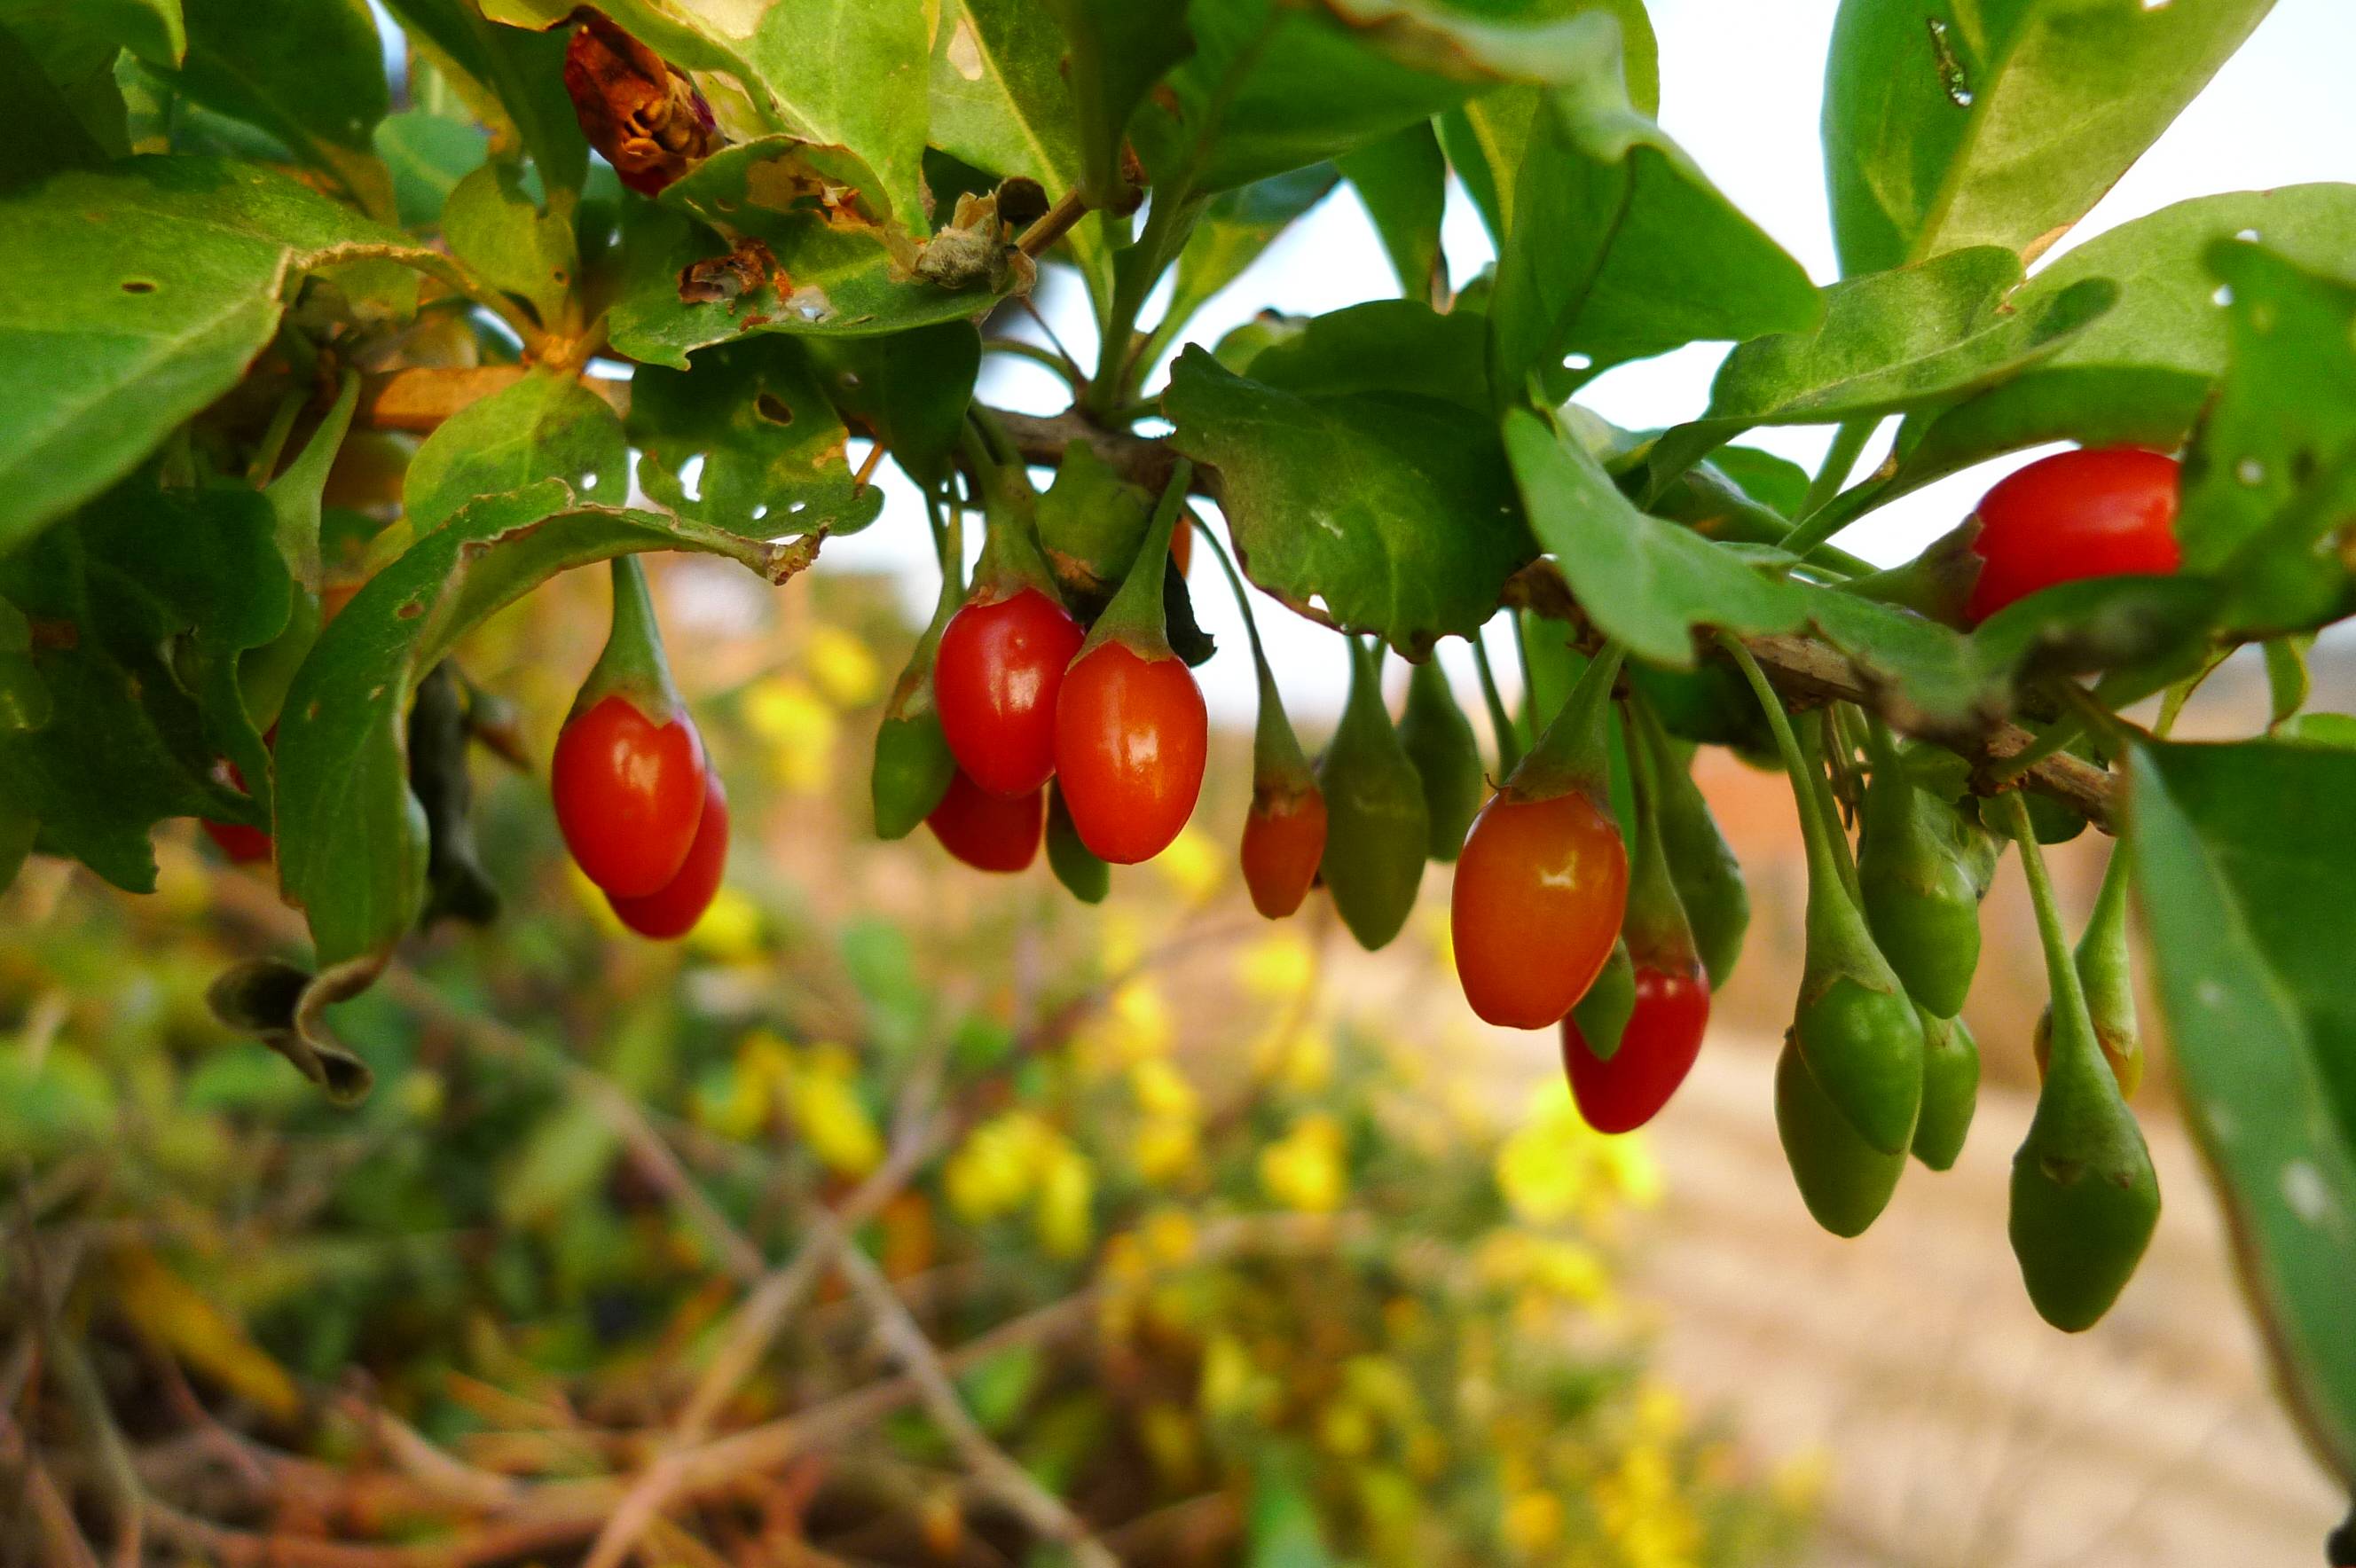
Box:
[603,145,1015,367]
[2176,244,2356,634]
[2128,737,2356,1489]
[1876,185,2356,510]
[0,157,432,553]
[1823,0,2274,278]
[404,371,630,532]
[1163,345,1528,658]
[1645,247,2116,495]
[629,338,881,538]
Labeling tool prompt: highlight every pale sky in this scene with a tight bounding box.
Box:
[819,0,2356,726]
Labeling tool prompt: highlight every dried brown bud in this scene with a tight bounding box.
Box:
[562,11,719,197]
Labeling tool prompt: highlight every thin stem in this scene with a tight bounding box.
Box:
[246,388,308,487]
[983,336,1083,388]
[1472,635,1524,778]
[1721,631,1857,911]
[1784,418,1881,558]
[1016,186,1091,259]
[1194,513,1265,666]
[1512,611,1539,725]
[1993,790,2092,1031]
[1086,187,1198,419]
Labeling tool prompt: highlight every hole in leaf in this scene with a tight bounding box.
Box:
[788,499,808,514]
[2212,286,2234,308]
[679,454,706,503]
[121,278,157,294]
[1563,352,1592,372]
[755,393,796,426]
[751,504,769,521]
[2236,457,2266,486]
[580,470,600,492]
[2235,228,2262,242]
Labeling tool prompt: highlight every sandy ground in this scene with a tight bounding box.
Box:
[1497,1024,2344,1568]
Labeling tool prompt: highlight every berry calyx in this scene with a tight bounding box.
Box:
[1565,961,1711,1133]
[926,769,1044,873]
[1966,447,2181,624]
[607,773,729,938]
[935,586,1084,798]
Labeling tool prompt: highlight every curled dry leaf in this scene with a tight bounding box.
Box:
[562,11,720,197]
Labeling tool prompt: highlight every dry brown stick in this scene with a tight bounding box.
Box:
[832,1243,1119,1568]
[0,1407,104,1568]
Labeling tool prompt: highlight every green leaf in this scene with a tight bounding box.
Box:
[0,21,115,191]
[1644,247,2116,492]
[2176,244,2356,632]
[275,480,810,969]
[0,599,49,733]
[1134,0,1622,195]
[605,147,1014,367]
[0,483,290,890]
[1036,441,1154,608]
[159,0,397,221]
[2127,738,2356,1486]
[1163,345,1529,656]
[1823,0,2274,277]
[1337,121,1447,302]
[1435,1,1655,243]
[1708,447,1811,519]
[380,0,586,196]
[482,0,930,226]
[803,321,983,488]
[1148,165,1341,365]
[1504,409,1804,670]
[374,110,490,230]
[1885,186,2356,500]
[1038,0,1193,208]
[1244,299,1489,415]
[627,338,883,538]
[0,0,184,72]
[0,157,430,553]
[1490,60,1820,404]
[443,160,578,330]
[404,371,627,532]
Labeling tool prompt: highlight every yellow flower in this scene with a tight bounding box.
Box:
[803,623,881,706]
[1501,1489,1564,1556]
[1771,1446,1830,1513]
[1106,980,1174,1062]
[780,1043,883,1177]
[1151,826,1222,900]
[741,675,836,794]
[682,886,760,959]
[944,1110,1053,1222]
[1140,1206,1198,1265]
[1258,1113,1347,1213]
[1493,1078,1663,1223]
[1253,1024,1332,1094]
[1133,1117,1200,1187]
[1033,1141,1096,1258]
[1128,1057,1197,1118]
[1236,929,1315,999]
[1198,1332,1259,1421]
[1317,1398,1374,1458]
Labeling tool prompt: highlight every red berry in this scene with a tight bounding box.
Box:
[607,773,729,938]
[1054,642,1207,865]
[1450,790,1628,1029]
[1240,785,1327,919]
[1966,446,2181,624]
[552,693,708,898]
[926,768,1044,873]
[202,816,272,865]
[935,587,1084,798]
[1564,961,1711,1133]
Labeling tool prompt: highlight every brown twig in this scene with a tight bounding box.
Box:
[833,1243,1119,1568]
[1016,187,1091,259]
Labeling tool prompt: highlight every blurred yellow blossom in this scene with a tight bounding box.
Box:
[1035,1141,1096,1258]
[1501,1489,1564,1556]
[741,675,836,794]
[1495,1080,1662,1224]
[1096,909,1145,974]
[565,861,631,937]
[945,1109,1054,1222]
[1771,1446,1831,1513]
[1258,1113,1347,1213]
[1133,1117,1199,1186]
[1128,1057,1197,1118]
[1596,1440,1700,1568]
[1139,1205,1198,1265]
[682,886,760,959]
[780,1042,883,1177]
[802,623,881,706]
[1253,1023,1332,1094]
[1151,826,1222,900]
[1236,929,1315,998]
